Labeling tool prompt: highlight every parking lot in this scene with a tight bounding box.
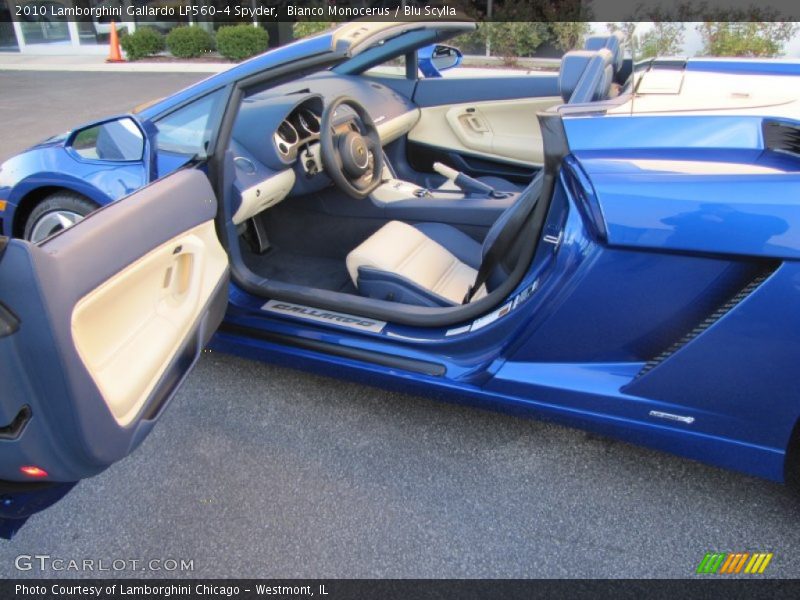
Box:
[1,70,799,578]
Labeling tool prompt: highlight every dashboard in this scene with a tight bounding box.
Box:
[229,72,420,224]
[274,105,321,162]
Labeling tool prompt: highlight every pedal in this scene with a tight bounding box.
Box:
[246,216,271,254]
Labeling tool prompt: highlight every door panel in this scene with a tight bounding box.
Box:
[0,169,228,485]
[402,141,537,186]
[72,220,226,426]
[413,74,560,106]
[408,97,561,167]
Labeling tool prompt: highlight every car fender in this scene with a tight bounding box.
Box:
[1,145,148,236]
[3,172,114,237]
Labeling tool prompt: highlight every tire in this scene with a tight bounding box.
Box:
[785,420,800,495]
[23,192,98,243]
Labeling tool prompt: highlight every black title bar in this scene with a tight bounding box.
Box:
[4,0,800,23]
[4,579,800,600]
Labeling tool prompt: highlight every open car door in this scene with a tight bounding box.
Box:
[0,165,228,538]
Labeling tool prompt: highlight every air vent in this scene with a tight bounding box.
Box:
[636,263,778,379]
[763,120,800,155]
[233,156,256,174]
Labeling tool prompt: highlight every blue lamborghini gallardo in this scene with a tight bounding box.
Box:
[1,21,800,537]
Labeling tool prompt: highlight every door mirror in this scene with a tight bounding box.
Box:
[68,117,145,162]
[431,45,463,71]
[418,44,463,77]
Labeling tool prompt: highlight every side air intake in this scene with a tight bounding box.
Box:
[637,263,778,378]
[763,120,800,155]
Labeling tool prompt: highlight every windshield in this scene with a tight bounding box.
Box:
[154,89,225,157]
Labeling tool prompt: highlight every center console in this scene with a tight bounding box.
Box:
[368,178,518,229]
[364,159,520,229]
[370,178,466,204]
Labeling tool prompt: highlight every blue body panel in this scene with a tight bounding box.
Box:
[211,104,800,484]
[687,58,800,77]
[574,148,800,259]
[209,166,798,483]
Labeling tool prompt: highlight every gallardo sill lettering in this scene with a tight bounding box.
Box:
[275,304,377,327]
[262,300,387,333]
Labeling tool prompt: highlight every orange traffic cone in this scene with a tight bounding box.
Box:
[107,21,125,63]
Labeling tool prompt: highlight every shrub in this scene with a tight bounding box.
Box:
[216,25,269,62]
[166,26,215,59]
[293,22,332,40]
[119,27,164,61]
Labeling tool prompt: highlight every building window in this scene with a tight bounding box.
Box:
[17,0,71,45]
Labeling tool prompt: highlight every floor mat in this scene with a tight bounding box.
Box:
[242,246,356,293]
[261,202,384,259]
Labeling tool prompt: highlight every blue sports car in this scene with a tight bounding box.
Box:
[2,20,800,537]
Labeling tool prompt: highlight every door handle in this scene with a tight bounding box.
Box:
[465,113,489,133]
[162,249,194,301]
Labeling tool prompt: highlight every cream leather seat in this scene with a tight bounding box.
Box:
[347,170,544,307]
[346,221,486,306]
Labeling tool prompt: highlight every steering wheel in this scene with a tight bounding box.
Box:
[319,96,384,199]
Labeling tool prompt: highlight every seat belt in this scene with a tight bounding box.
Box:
[463,172,545,304]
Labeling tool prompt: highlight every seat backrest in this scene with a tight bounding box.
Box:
[558,50,595,103]
[584,32,624,75]
[558,48,614,103]
[567,48,614,104]
[478,171,545,286]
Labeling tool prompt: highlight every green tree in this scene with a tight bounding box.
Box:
[549,22,591,51]
[451,26,487,56]
[488,22,550,61]
[696,22,799,57]
[639,23,685,58]
[452,21,548,62]
[606,22,637,56]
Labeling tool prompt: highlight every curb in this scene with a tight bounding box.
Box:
[0,60,231,74]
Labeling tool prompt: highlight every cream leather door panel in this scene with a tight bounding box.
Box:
[0,168,229,483]
[408,97,561,167]
[71,220,227,426]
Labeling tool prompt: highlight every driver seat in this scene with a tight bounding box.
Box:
[346,173,543,307]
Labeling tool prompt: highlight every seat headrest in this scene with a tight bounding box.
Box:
[559,50,595,103]
[559,48,614,104]
[584,32,624,74]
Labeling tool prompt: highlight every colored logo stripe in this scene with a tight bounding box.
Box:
[697,552,773,574]
[697,553,726,574]
[719,553,748,574]
[745,553,773,574]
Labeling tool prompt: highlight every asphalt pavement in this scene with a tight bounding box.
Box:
[0,71,207,163]
[1,71,799,579]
